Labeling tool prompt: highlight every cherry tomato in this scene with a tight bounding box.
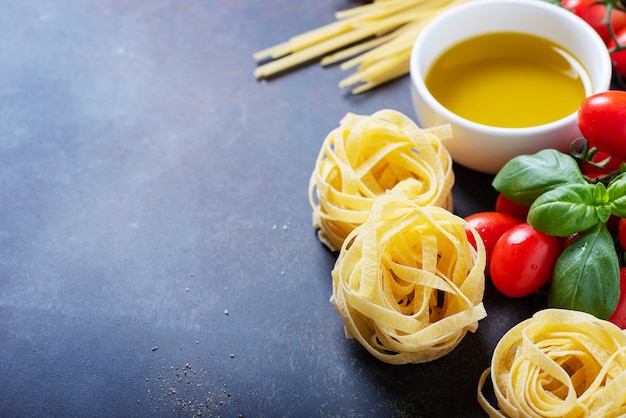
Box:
[560,232,581,250]
[608,215,621,229]
[580,149,626,175]
[608,26,626,77]
[495,193,530,221]
[465,212,523,276]
[608,267,626,329]
[618,217,626,250]
[490,223,561,297]
[562,0,626,43]
[578,91,626,161]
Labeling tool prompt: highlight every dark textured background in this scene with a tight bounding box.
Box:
[0,1,543,416]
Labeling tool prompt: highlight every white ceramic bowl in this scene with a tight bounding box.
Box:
[410,0,612,174]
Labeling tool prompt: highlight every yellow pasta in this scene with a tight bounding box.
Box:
[330,192,487,364]
[309,109,454,252]
[478,309,626,418]
[253,0,470,93]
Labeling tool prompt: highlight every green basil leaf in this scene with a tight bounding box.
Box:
[593,181,609,204]
[527,183,598,236]
[592,182,611,223]
[608,172,626,217]
[492,149,586,206]
[595,205,612,224]
[548,222,620,319]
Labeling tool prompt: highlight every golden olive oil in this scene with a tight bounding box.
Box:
[424,32,587,128]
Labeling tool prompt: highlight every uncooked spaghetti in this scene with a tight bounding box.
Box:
[254,0,470,93]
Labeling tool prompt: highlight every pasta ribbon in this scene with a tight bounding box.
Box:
[330,193,487,364]
[254,0,470,93]
[478,309,626,417]
[309,109,454,251]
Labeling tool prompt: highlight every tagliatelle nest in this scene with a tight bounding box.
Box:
[309,109,454,252]
[478,309,626,417]
[330,193,487,364]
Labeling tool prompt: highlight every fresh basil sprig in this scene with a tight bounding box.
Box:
[493,150,626,236]
[529,183,607,236]
[526,171,626,237]
[492,149,586,206]
[492,148,623,319]
[549,222,620,319]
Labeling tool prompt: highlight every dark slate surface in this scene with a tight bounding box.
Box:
[0,1,542,416]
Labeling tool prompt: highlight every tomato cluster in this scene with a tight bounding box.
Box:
[559,0,626,79]
[466,212,560,297]
[465,90,626,329]
[573,91,626,327]
[467,195,626,329]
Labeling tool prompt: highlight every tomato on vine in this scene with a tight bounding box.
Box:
[578,91,626,161]
[579,149,626,175]
[608,26,626,77]
[561,0,626,43]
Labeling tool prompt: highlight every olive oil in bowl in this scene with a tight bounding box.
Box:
[424,32,588,128]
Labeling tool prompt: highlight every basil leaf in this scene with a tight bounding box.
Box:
[592,182,611,223]
[548,222,620,319]
[492,149,586,206]
[527,183,598,237]
[608,172,626,217]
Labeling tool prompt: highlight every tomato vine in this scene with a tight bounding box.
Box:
[548,0,626,84]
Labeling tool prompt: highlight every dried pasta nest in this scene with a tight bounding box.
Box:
[478,309,626,418]
[309,109,454,251]
[330,193,487,364]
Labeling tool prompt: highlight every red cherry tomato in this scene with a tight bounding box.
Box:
[618,218,626,250]
[490,223,561,297]
[580,150,626,175]
[562,0,626,43]
[608,267,626,329]
[495,193,530,221]
[607,215,620,229]
[608,26,626,77]
[578,91,626,161]
[560,232,581,251]
[465,212,523,276]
